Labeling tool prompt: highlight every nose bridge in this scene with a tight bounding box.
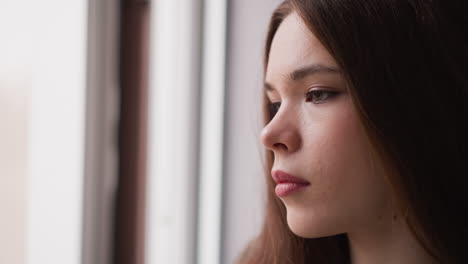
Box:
[270,103,295,131]
[261,103,301,152]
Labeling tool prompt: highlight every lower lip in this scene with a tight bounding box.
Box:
[275,182,310,197]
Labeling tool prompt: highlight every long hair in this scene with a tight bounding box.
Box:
[236,0,468,263]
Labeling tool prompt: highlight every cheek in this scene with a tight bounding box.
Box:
[305,103,369,191]
[332,110,390,206]
[294,103,392,236]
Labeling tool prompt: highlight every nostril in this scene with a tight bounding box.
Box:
[273,142,288,151]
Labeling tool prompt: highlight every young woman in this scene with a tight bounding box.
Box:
[237,1,468,263]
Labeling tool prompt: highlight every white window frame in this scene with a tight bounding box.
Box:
[81,0,120,263]
[145,0,228,264]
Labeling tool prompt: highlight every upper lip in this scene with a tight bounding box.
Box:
[272,170,310,184]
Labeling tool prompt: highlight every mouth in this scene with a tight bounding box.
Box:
[272,170,310,197]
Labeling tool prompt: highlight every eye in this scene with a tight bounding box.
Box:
[266,89,339,119]
[305,89,339,103]
[267,101,281,119]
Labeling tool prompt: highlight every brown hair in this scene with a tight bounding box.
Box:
[236,0,468,263]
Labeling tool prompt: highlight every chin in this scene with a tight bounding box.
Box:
[285,206,344,239]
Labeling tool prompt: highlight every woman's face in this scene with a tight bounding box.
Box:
[261,12,393,238]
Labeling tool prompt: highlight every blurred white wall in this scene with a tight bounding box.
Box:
[0,2,33,263]
[0,1,87,264]
[0,67,29,264]
[222,1,281,263]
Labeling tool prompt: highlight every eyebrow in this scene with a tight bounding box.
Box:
[264,63,341,92]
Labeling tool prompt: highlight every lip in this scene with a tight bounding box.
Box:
[272,170,310,184]
[272,170,310,197]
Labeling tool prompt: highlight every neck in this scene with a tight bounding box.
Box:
[347,213,437,264]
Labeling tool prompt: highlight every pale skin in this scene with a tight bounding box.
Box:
[260,12,438,264]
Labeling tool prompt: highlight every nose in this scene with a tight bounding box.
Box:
[260,110,301,153]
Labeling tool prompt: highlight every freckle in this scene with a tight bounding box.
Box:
[393,214,398,221]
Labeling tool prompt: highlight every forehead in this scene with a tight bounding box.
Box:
[265,12,338,83]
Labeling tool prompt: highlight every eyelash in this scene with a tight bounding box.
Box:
[267,89,339,119]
